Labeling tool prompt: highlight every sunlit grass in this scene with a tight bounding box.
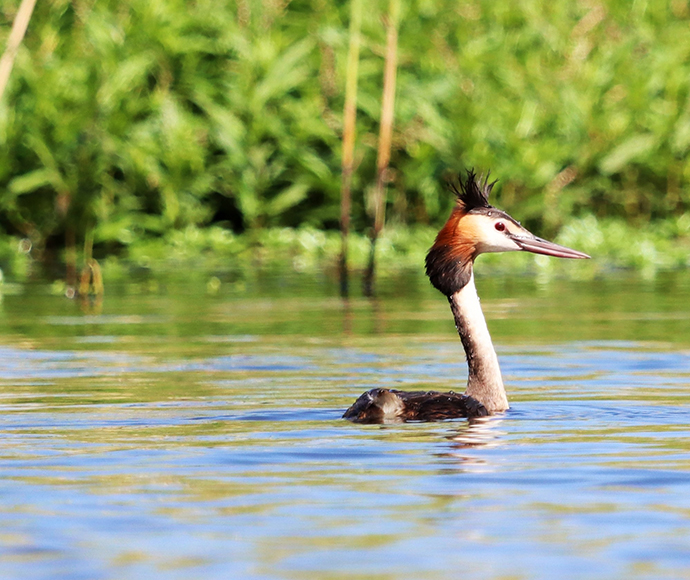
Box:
[102,216,690,282]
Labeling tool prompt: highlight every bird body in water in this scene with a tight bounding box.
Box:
[343,170,589,424]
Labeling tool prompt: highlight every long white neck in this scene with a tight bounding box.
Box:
[448,270,509,413]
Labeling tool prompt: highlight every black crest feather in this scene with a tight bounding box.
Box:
[449,169,497,211]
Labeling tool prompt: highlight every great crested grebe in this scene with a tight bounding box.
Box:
[343,170,590,423]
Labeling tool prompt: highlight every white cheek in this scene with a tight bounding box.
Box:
[476,229,521,254]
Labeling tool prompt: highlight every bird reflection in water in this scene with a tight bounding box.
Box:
[449,416,505,448]
[433,416,507,471]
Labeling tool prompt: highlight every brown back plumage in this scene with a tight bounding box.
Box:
[342,388,489,423]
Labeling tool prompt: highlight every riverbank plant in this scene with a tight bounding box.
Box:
[1,0,689,281]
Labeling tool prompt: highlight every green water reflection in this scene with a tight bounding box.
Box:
[2,270,690,344]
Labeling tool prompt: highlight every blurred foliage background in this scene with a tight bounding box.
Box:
[1,0,689,281]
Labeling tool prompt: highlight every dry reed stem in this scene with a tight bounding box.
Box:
[0,0,37,101]
[364,0,400,296]
[339,0,363,297]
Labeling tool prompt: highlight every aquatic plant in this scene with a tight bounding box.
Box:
[0,0,688,279]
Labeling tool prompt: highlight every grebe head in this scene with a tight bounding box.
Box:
[426,169,590,296]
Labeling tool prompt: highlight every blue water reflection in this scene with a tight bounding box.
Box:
[0,278,690,579]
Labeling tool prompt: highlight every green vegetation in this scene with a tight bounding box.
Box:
[1,0,689,282]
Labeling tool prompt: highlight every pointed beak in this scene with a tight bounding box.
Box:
[509,234,590,259]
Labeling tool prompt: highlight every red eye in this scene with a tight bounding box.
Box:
[495,222,506,232]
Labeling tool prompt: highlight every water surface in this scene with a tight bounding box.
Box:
[1,271,690,579]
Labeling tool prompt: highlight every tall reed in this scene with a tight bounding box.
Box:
[339,0,363,298]
[364,0,400,297]
[0,0,37,101]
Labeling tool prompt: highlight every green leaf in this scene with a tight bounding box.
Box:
[8,169,61,195]
[599,134,658,175]
[265,181,310,217]
[253,38,315,108]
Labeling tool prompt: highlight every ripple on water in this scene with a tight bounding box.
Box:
[1,336,690,580]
